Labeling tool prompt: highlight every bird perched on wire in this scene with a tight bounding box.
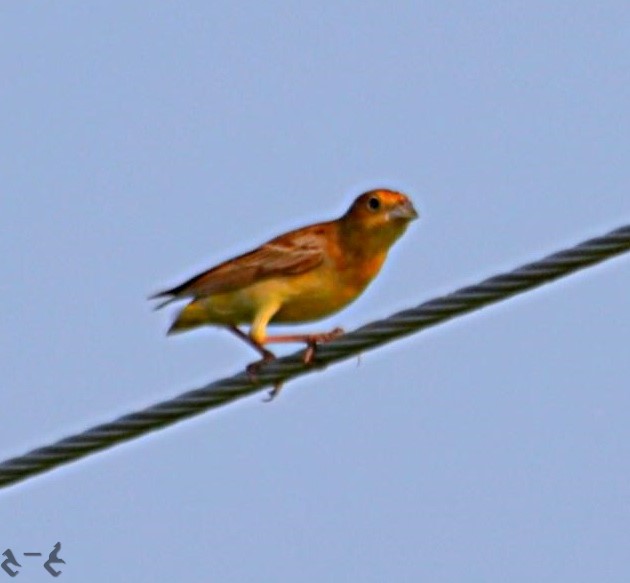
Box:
[150,188,419,398]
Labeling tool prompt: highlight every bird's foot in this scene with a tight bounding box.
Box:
[245,350,284,402]
[246,350,276,382]
[262,382,284,402]
[303,327,345,364]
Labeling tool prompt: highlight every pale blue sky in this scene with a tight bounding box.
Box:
[1,2,629,581]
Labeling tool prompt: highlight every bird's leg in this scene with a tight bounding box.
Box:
[227,324,276,361]
[261,327,344,402]
[226,325,344,402]
[262,327,344,364]
[227,324,276,376]
[226,325,282,400]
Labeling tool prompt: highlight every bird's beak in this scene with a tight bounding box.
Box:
[389,200,419,221]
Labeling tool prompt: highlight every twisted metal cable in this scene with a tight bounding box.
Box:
[1,225,628,490]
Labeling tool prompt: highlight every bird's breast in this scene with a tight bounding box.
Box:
[271,251,387,323]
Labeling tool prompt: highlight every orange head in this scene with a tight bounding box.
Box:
[341,189,419,251]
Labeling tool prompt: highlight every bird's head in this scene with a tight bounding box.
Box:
[342,189,419,249]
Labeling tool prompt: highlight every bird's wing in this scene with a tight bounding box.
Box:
[151,225,328,303]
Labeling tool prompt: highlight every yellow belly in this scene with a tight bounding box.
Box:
[169,252,386,334]
[214,267,367,324]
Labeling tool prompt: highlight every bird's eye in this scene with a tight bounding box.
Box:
[367,196,380,211]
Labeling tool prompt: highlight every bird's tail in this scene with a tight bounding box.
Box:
[149,295,178,310]
[148,283,185,310]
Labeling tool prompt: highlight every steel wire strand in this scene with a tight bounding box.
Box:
[0,225,628,489]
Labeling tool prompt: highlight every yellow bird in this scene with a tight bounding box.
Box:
[151,188,418,395]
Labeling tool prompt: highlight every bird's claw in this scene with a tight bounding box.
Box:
[303,327,345,364]
[244,352,284,402]
[263,382,284,402]
[247,327,345,401]
[246,351,276,382]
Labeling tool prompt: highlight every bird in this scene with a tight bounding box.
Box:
[150,188,419,398]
